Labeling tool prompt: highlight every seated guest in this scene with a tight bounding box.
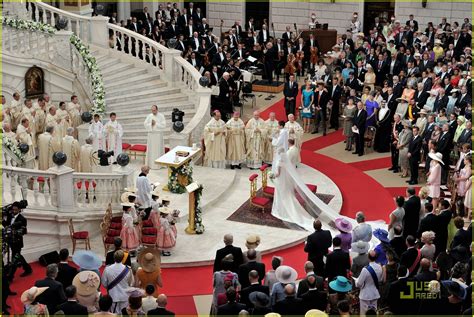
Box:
[105,238,132,266]
[34,264,67,314]
[21,286,50,316]
[57,285,89,315]
[147,294,175,316]
[216,287,246,315]
[56,248,78,291]
[93,295,117,316]
[271,265,297,306]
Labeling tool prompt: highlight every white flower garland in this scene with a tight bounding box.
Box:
[2,17,106,115]
[2,135,25,162]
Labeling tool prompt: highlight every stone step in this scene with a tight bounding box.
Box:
[106,94,189,109]
[103,68,150,81]
[100,63,133,76]
[105,80,168,98]
[104,73,161,88]
[106,87,182,104]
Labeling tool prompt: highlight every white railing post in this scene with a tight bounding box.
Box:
[48,165,75,211]
[164,50,182,85]
[89,16,109,48]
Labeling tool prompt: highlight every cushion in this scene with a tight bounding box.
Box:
[249,174,258,181]
[252,197,270,206]
[104,236,115,244]
[107,229,121,237]
[263,186,275,195]
[142,219,154,227]
[111,216,122,223]
[260,164,269,171]
[306,184,317,193]
[73,231,89,239]
[142,236,157,244]
[130,144,147,152]
[122,143,132,150]
[109,222,122,229]
[76,181,97,190]
[165,147,170,153]
[142,227,158,235]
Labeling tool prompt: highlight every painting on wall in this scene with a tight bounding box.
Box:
[25,66,44,98]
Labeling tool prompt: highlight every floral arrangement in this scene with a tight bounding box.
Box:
[70,34,106,114]
[2,16,56,34]
[168,164,194,194]
[2,135,25,162]
[193,184,204,234]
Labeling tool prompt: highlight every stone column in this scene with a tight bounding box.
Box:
[117,0,131,22]
[48,165,75,211]
[164,49,183,85]
[114,165,135,191]
[90,15,110,48]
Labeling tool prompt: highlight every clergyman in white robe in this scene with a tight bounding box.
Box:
[80,139,96,173]
[245,113,267,169]
[144,107,166,169]
[16,120,35,168]
[104,116,123,162]
[88,116,106,152]
[62,128,81,170]
[136,166,152,208]
[203,112,227,168]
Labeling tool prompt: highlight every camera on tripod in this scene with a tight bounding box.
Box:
[97,150,114,166]
[2,200,28,218]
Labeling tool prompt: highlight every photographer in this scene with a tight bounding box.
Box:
[3,201,32,279]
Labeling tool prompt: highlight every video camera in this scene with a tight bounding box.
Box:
[2,200,28,240]
[172,108,185,123]
[97,150,114,166]
[2,200,28,217]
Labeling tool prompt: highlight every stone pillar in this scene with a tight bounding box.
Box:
[169,132,190,148]
[117,0,131,22]
[164,49,183,85]
[114,165,135,191]
[90,15,110,48]
[48,165,75,211]
[60,0,93,17]
[55,29,74,70]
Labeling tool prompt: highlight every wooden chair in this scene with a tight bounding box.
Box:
[68,219,91,254]
[249,174,271,213]
[100,221,115,256]
[260,164,275,197]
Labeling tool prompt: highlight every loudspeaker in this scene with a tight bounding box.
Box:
[39,251,60,266]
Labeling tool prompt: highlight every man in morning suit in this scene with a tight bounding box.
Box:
[304,220,332,276]
[407,126,422,185]
[283,74,298,116]
[213,234,243,273]
[312,81,330,136]
[237,249,265,289]
[402,187,421,238]
[148,294,175,316]
[437,124,452,184]
[105,238,132,266]
[217,287,246,315]
[57,285,88,315]
[352,101,367,156]
[34,264,67,314]
[324,237,351,282]
[329,77,343,130]
[56,249,78,291]
[239,270,270,308]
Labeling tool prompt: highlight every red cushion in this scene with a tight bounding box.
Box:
[260,164,269,171]
[104,236,115,244]
[252,197,270,206]
[109,222,122,229]
[111,216,122,223]
[73,231,89,239]
[306,184,317,193]
[142,236,157,244]
[107,229,121,237]
[37,177,45,182]
[76,181,97,190]
[249,174,258,181]
[142,227,157,235]
[165,147,170,153]
[142,219,154,227]
[122,143,131,150]
[130,144,147,152]
[263,186,275,195]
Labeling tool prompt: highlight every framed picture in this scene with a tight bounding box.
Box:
[25,66,44,98]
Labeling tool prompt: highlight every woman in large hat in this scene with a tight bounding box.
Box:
[328,276,353,314]
[243,235,262,263]
[334,218,353,252]
[22,286,49,316]
[427,152,443,209]
[73,271,101,313]
[397,120,413,178]
[120,203,140,251]
[136,248,163,297]
[156,207,177,256]
[72,250,102,276]
[373,228,390,265]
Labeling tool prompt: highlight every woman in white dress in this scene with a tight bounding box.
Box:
[426,152,443,210]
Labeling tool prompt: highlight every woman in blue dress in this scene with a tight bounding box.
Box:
[300,81,314,133]
[365,91,379,128]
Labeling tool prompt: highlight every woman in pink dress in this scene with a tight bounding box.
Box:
[426,152,443,210]
[156,207,177,256]
[463,176,472,219]
[120,203,140,251]
[149,189,162,228]
[454,157,472,198]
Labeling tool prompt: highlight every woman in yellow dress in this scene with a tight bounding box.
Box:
[433,39,444,60]
[364,64,376,91]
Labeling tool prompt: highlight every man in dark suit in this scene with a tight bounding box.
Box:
[414,83,428,108]
[263,42,276,84]
[283,74,298,116]
[450,216,471,250]
[407,126,422,185]
[35,264,67,314]
[417,203,437,238]
[457,120,472,147]
[418,54,434,73]
[390,225,407,259]
[400,236,421,276]
[273,284,305,315]
[352,101,367,156]
[434,200,452,256]
[456,86,471,113]
[415,258,438,281]
[57,285,88,315]
[312,81,330,136]
[374,54,388,86]
[406,14,419,31]
[105,237,132,266]
[304,220,332,276]
[402,187,421,238]
[213,234,243,273]
[56,249,77,291]
[387,266,416,314]
[437,124,452,184]
[239,270,269,308]
[391,76,403,99]
[217,287,246,315]
[258,24,270,45]
[325,237,351,282]
[299,274,328,312]
[282,26,292,45]
[148,294,175,316]
[297,262,324,297]
[238,249,265,289]
[329,77,343,130]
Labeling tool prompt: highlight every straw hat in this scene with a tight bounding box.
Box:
[21,286,49,305]
[137,248,161,273]
[121,191,136,203]
[72,271,100,296]
[245,235,261,249]
[121,202,134,208]
[428,152,444,164]
[419,109,429,115]
[124,187,137,193]
[351,240,369,254]
[329,276,352,293]
[434,39,442,45]
[402,120,412,128]
[72,250,102,270]
[335,218,352,233]
[161,194,171,202]
[151,186,161,197]
[305,310,328,317]
[158,207,171,214]
[275,265,298,284]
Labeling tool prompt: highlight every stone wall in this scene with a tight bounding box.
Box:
[207,1,245,31]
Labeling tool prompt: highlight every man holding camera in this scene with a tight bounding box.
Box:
[3,201,32,279]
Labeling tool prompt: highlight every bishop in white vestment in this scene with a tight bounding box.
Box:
[88,114,106,151]
[37,126,54,170]
[264,112,280,164]
[203,111,227,168]
[16,118,35,168]
[225,112,246,168]
[284,114,304,148]
[62,127,81,170]
[67,95,82,128]
[144,106,166,169]
[104,113,123,162]
[245,111,267,169]
[9,92,22,130]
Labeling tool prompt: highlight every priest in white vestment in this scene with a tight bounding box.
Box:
[16,118,35,168]
[204,110,227,168]
[34,97,48,136]
[57,102,72,139]
[225,112,246,169]
[144,105,166,169]
[88,114,106,151]
[46,106,60,140]
[245,111,267,169]
[62,127,80,170]
[9,92,22,131]
[20,99,37,147]
[104,113,123,163]
[284,114,304,148]
[37,126,54,170]
[80,138,96,173]
[2,96,12,126]
[2,123,17,145]
[67,95,82,128]
[264,112,280,164]
[287,138,301,168]
[136,165,152,208]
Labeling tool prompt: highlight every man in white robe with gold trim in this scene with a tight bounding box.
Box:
[20,99,37,148]
[245,110,267,169]
[46,106,62,143]
[67,95,82,128]
[88,114,106,152]
[3,122,17,145]
[62,127,81,170]
[284,114,304,148]
[264,112,279,164]
[80,138,96,173]
[16,118,35,168]
[57,102,72,139]
[225,111,246,169]
[37,125,54,170]
[9,92,22,131]
[34,97,48,137]
[104,113,123,163]
[204,110,227,168]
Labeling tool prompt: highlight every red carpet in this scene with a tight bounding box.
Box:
[386,186,422,198]
[348,156,392,171]
[301,129,345,152]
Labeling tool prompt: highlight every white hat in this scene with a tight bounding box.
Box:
[121,191,136,203]
[428,152,444,164]
[429,89,439,96]
[435,39,442,45]
[158,207,171,214]
[121,202,134,208]
[275,265,298,283]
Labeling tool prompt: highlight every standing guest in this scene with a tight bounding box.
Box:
[248,292,272,315]
[88,114,106,151]
[225,112,246,170]
[373,100,392,152]
[342,98,357,151]
[56,248,78,291]
[402,187,421,238]
[325,237,351,283]
[204,110,227,169]
[352,101,367,156]
[296,261,324,297]
[212,261,239,311]
[388,196,405,239]
[454,157,471,200]
[34,264,66,314]
[239,270,269,308]
[312,81,330,136]
[284,74,298,116]
[119,203,140,252]
[238,249,265,289]
[427,152,443,209]
[356,250,384,315]
[217,287,246,315]
[417,203,437,238]
[437,123,452,185]
[351,211,372,242]
[72,271,101,313]
[101,250,134,314]
[264,256,282,294]
[299,276,328,312]
[141,285,158,313]
[434,200,452,256]
[304,220,332,276]
[213,234,243,273]
[328,277,352,314]
[364,91,379,128]
[387,266,413,315]
[57,285,89,315]
[103,112,123,163]
[301,81,314,133]
[450,216,471,250]
[243,235,262,263]
[273,284,304,315]
[147,294,175,316]
[373,228,391,265]
[420,231,436,261]
[464,176,472,219]
[380,251,399,306]
[329,77,343,131]
[136,165,152,209]
[156,207,177,256]
[389,225,407,259]
[136,249,163,297]
[397,120,413,178]
[350,240,370,278]
[400,236,421,277]
[271,265,298,306]
[93,295,116,316]
[105,238,132,266]
[407,125,422,185]
[121,288,146,316]
[334,218,353,252]
[389,113,404,172]
[21,286,50,317]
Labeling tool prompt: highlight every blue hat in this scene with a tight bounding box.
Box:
[72,250,102,270]
[441,280,466,300]
[329,276,352,293]
[373,228,390,243]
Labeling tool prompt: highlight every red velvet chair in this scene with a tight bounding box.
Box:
[122,143,132,152]
[129,144,147,163]
[68,219,91,254]
[249,174,270,213]
[260,164,275,197]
